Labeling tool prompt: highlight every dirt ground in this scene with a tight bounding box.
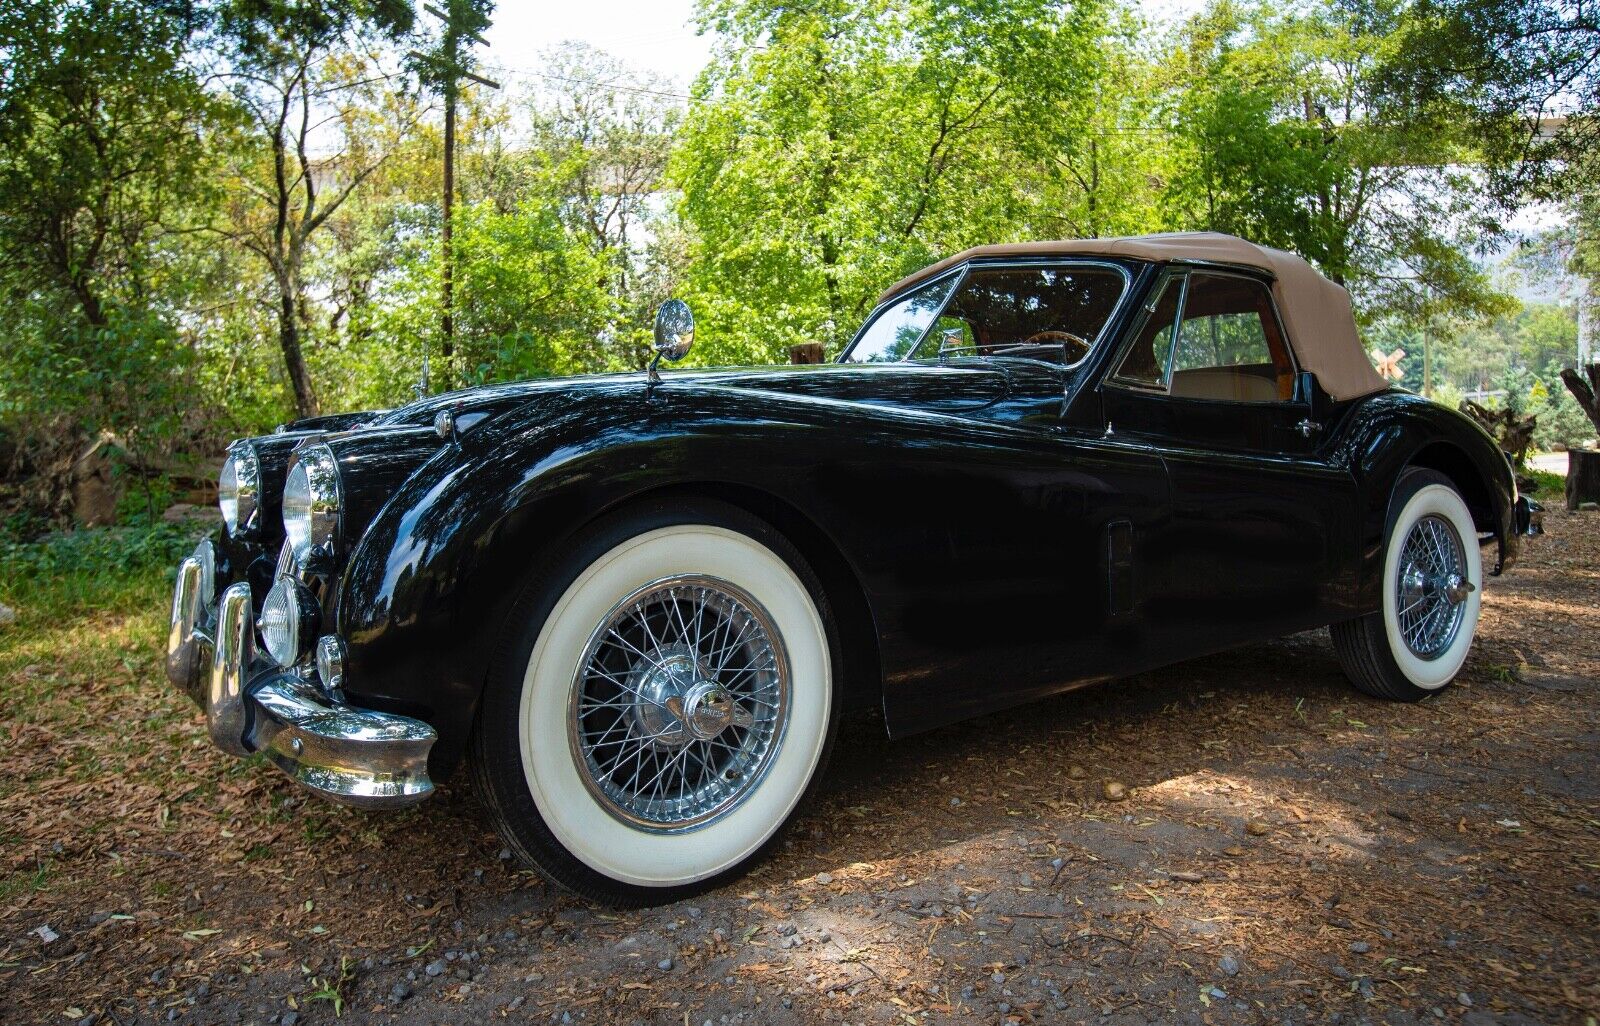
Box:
[3,510,1597,1026]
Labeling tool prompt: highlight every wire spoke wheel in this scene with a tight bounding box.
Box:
[1394,513,1470,660]
[569,575,788,830]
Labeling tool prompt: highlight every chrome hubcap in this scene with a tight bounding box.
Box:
[1396,514,1473,660]
[569,576,787,830]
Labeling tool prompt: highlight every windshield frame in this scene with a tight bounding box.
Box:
[839,258,1135,367]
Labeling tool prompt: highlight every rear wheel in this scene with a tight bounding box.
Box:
[471,500,839,906]
[1332,469,1483,701]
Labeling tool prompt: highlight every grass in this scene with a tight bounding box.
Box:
[1523,465,1565,499]
[0,520,221,896]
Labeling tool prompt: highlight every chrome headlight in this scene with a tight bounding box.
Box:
[259,576,318,668]
[218,442,261,537]
[282,444,341,562]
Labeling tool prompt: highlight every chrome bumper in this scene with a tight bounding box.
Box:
[166,564,437,808]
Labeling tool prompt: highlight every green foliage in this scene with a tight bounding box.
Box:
[1522,467,1565,497]
[0,521,202,586]
[0,301,196,444]
[0,0,225,458]
[1158,0,1511,325]
[0,0,1586,487]
[674,0,1109,362]
[359,199,621,386]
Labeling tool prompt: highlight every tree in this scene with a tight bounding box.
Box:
[527,42,684,367]
[214,0,418,418]
[1159,0,1511,325]
[674,0,1108,362]
[1378,0,1598,201]
[0,0,223,508]
[1026,12,1174,241]
[1381,0,1599,363]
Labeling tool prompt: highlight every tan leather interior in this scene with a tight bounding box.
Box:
[1170,365,1280,402]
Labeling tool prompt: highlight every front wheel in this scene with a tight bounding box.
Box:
[471,500,839,905]
[1332,469,1483,701]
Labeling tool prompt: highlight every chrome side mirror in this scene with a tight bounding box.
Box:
[649,299,695,385]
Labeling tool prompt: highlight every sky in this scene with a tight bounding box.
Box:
[483,1,718,90]
[484,0,1211,89]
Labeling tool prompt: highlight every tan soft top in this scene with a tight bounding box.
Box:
[880,232,1387,402]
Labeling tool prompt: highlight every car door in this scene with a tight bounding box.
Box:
[1099,267,1360,657]
[839,260,1174,733]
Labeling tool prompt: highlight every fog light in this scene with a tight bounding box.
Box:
[259,577,318,668]
[316,635,346,694]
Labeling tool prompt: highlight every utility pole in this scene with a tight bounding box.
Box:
[1422,325,1432,399]
[411,1,497,393]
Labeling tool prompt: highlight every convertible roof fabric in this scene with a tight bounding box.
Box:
[879,232,1387,402]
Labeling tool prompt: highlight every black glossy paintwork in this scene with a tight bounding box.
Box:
[217,255,1519,783]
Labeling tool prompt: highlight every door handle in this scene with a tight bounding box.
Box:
[1296,418,1321,438]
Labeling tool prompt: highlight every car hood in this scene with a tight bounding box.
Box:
[373,361,1015,434]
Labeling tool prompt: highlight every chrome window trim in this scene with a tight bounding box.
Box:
[840,258,1135,369]
[1103,265,1301,404]
[1106,269,1190,394]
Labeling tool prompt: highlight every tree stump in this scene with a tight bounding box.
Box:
[788,342,825,365]
[1460,399,1536,466]
[1568,449,1600,511]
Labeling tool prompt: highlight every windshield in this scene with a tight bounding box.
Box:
[843,263,1129,365]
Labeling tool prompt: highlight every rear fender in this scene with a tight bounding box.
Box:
[1336,391,1517,611]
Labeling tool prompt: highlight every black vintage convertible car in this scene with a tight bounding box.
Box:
[166,232,1531,904]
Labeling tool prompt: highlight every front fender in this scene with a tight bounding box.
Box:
[332,384,649,776]
[334,382,903,778]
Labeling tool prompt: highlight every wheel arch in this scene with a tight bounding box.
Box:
[576,481,885,721]
[1403,441,1497,536]
[1342,392,1519,612]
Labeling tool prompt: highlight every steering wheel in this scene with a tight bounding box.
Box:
[1022,329,1091,361]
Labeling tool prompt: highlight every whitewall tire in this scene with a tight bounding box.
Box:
[471,500,839,905]
[1332,470,1483,701]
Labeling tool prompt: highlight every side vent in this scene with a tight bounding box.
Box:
[1106,519,1135,616]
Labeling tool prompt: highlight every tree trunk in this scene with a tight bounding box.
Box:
[441,83,456,390]
[1568,449,1600,511]
[277,289,318,418]
[1579,284,1595,368]
[1560,364,1600,436]
[1460,398,1536,467]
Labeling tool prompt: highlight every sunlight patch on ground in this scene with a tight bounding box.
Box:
[1141,769,1378,861]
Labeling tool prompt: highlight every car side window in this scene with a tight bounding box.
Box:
[1110,275,1182,388]
[1168,273,1295,402]
[845,274,959,363]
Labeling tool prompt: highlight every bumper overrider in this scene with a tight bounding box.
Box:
[165,543,436,808]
